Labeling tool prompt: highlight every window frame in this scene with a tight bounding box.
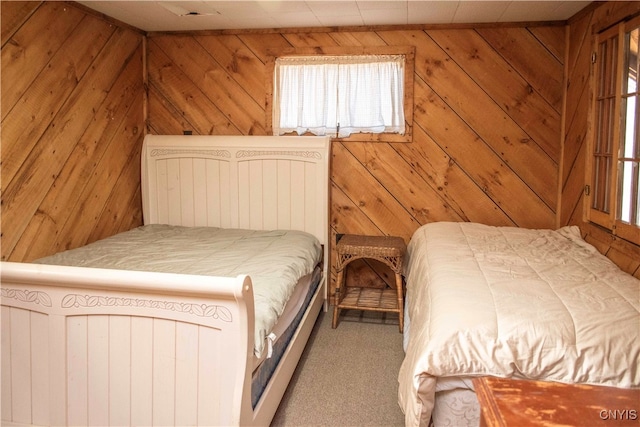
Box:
[265,46,415,143]
[587,15,640,244]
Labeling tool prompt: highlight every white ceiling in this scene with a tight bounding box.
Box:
[77,1,592,32]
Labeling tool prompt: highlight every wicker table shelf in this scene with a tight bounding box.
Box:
[332,234,406,332]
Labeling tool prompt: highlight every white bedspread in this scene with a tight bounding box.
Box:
[35,224,322,358]
[399,222,640,427]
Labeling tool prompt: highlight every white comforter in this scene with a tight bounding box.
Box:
[35,224,323,359]
[399,222,640,426]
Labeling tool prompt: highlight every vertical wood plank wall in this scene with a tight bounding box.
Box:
[2,1,638,289]
[1,1,145,262]
[562,1,640,279]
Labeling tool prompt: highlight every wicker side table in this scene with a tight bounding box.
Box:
[332,234,407,332]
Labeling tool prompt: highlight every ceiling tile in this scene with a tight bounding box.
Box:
[357,0,408,10]
[453,1,510,23]
[360,7,408,26]
[273,11,323,27]
[307,1,361,17]
[500,1,584,22]
[258,1,314,14]
[76,1,593,32]
[408,1,459,25]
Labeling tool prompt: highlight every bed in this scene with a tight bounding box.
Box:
[398,221,640,427]
[0,134,331,427]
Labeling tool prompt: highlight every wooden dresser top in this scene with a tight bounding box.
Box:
[473,376,639,427]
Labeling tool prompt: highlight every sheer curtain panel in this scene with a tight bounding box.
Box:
[273,55,405,138]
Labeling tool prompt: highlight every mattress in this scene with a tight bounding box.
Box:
[251,267,322,408]
[432,382,479,427]
[35,224,323,359]
[399,222,640,426]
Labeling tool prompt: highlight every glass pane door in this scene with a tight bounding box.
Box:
[593,34,619,214]
[619,25,640,226]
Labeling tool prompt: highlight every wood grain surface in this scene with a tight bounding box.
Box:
[474,376,640,427]
[2,1,638,294]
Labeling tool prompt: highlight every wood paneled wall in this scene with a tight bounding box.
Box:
[146,22,565,291]
[1,1,145,262]
[2,1,638,289]
[562,1,640,278]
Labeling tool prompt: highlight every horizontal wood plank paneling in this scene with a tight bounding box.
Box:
[1,2,145,262]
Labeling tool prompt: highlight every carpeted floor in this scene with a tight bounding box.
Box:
[271,308,406,427]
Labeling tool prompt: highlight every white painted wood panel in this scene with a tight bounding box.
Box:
[290,160,306,232]
[4,305,247,426]
[1,308,12,421]
[167,158,182,225]
[30,312,50,425]
[49,314,68,426]
[131,317,153,426]
[262,159,279,230]
[204,159,222,227]
[88,315,109,426]
[67,316,89,426]
[305,162,318,237]
[179,157,195,226]
[219,160,233,228]
[197,325,220,425]
[237,159,251,229]
[153,318,177,425]
[175,322,199,426]
[155,159,169,225]
[109,316,131,426]
[277,160,292,230]
[10,308,32,424]
[205,160,229,228]
[250,160,265,229]
[193,158,208,226]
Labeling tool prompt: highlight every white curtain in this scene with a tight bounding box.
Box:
[274,55,405,138]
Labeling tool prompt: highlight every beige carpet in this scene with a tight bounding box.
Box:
[271,309,406,427]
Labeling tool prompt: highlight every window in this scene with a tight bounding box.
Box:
[273,55,404,137]
[266,46,414,143]
[588,15,640,243]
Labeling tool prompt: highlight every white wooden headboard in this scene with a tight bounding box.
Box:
[141,134,331,248]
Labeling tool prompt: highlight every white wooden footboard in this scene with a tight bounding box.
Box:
[1,262,254,426]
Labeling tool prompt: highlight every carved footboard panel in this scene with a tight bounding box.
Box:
[1,262,254,426]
